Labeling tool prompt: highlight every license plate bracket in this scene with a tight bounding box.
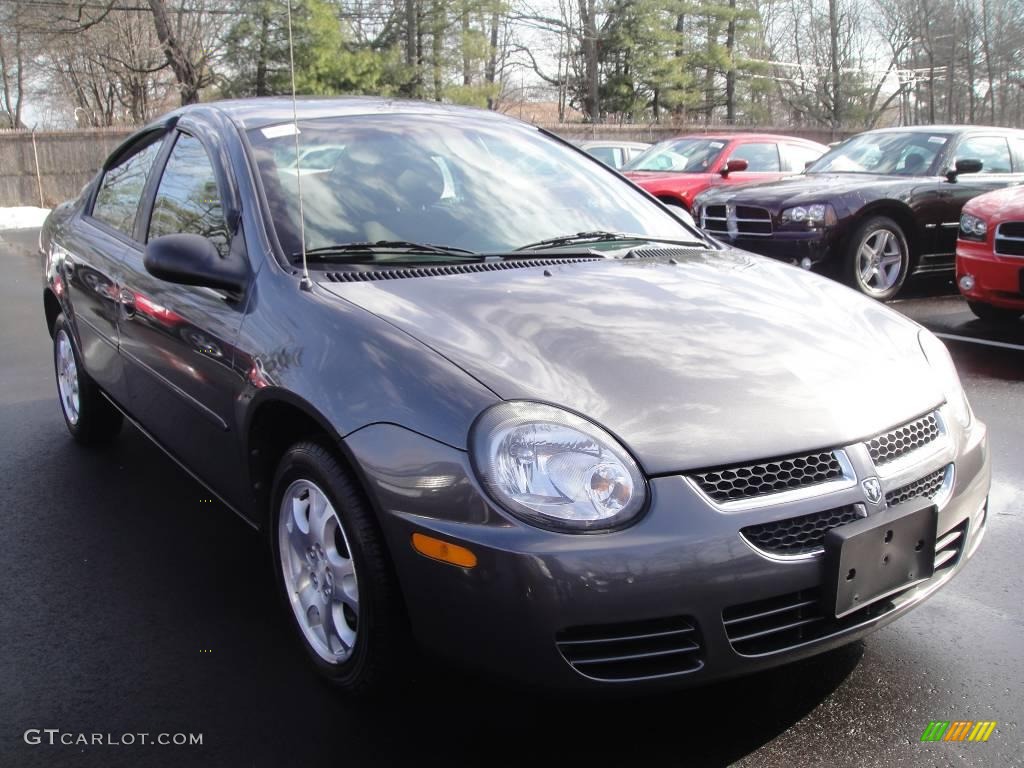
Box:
[824,499,937,619]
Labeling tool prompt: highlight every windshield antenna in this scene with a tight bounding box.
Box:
[285,0,311,291]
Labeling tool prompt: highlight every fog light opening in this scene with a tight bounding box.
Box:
[800,257,813,270]
[959,274,975,291]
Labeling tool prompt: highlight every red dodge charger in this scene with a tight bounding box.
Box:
[622,133,828,211]
[957,185,1024,324]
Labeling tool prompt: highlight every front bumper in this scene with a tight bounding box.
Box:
[347,409,990,691]
[708,228,842,271]
[957,240,1024,310]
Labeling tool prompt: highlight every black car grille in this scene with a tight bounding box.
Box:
[994,222,1024,256]
[885,465,948,506]
[724,519,965,655]
[701,204,773,237]
[741,505,863,556]
[555,616,703,681]
[691,450,843,503]
[866,412,940,466]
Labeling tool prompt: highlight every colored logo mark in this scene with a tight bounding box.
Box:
[920,721,996,742]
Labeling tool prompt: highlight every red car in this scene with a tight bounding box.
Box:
[957,186,1024,324]
[623,133,828,211]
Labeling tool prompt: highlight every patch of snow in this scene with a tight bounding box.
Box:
[0,206,51,230]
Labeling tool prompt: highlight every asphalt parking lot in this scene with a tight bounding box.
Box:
[1,226,1021,768]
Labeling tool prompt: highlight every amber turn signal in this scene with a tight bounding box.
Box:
[411,533,477,568]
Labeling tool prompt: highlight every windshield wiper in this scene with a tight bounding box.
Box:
[515,231,708,252]
[293,241,478,261]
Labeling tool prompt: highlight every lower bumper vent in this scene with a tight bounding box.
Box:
[724,521,966,655]
[556,616,703,681]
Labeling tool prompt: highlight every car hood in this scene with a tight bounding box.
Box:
[963,185,1024,220]
[697,173,922,208]
[319,250,941,475]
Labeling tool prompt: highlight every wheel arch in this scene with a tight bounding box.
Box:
[43,288,61,338]
[854,201,921,264]
[244,390,372,530]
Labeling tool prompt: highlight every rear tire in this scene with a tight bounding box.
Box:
[52,313,122,444]
[270,440,411,695]
[844,216,911,300]
[967,301,1022,325]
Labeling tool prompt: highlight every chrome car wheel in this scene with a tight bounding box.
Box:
[278,479,359,664]
[855,227,906,296]
[55,329,80,425]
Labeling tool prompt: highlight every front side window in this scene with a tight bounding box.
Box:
[955,136,1012,174]
[624,138,727,173]
[808,132,950,176]
[728,142,781,172]
[91,139,163,236]
[248,115,694,257]
[148,134,230,258]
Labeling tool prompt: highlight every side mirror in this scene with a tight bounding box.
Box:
[144,234,246,294]
[946,158,983,183]
[720,158,749,176]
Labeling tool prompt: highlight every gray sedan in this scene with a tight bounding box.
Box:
[40,98,989,694]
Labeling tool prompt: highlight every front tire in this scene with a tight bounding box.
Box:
[967,301,1022,325]
[270,440,410,694]
[844,216,911,300]
[52,313,122,444]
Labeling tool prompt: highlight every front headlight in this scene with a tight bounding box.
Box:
[780,203,837,228]
[471,402,647,532]
[959,212,988,240]
[919,330,971,427]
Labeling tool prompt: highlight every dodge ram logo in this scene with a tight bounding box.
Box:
[861,477,883,505]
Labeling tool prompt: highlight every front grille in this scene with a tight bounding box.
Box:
[724,519,966,655]
[867,412,940,466]
[741,505,863,556]
[994,222,1024,256]
[701,204,773,237]
[885,465,948,506]
[691,450,843,503]
[556,616,703,681]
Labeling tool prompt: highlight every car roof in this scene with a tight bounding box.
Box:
[166,96,516,131]
[579,140,650,148]
[856,124,1024,137]
[663,133,826,146]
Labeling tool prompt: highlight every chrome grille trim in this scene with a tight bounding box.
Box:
[740,504,866,559]
[556,616,703,681]
[885,464,953,507]
[700,204,774,237]
[688,449,855,510]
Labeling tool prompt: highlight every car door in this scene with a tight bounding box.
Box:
[63,136,164,403]
[118,128,251,508]
[720,141,785,185]
[935,134,1024,255]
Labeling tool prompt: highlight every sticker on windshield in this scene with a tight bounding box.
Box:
[928,136,947,144]
[262,123,301,139]
[709,142,725,148]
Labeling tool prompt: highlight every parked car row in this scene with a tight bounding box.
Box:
[608,125,1024,305]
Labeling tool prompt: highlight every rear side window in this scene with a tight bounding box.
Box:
[91,140,163,237]
[956,136,1012,173]
[586,146,622,168]
[729,142,780,172]
[784,143,824,172]
[148,134,230,258]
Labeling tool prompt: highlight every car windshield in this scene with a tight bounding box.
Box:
[623,138,727,173]
[246,115,697,257]
[806,132,950,176]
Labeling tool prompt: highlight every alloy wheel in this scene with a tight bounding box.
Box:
[855,228,906,296]
[278,479,360,664]
[55,329,80,425]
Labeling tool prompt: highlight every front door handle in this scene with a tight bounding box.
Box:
[119,288,136,317]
